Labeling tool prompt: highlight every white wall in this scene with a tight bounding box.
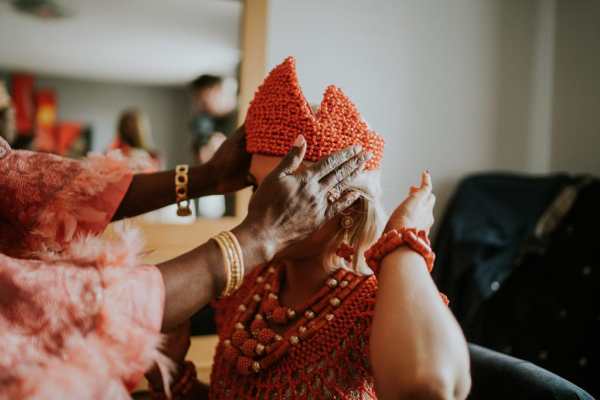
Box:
[550,0,600,175]
[265,0,597,218]
[35,76,192,168]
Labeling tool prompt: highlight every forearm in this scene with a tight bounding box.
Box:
[112,164,218,220]
[158,221,276,331]
[370,248,471,400]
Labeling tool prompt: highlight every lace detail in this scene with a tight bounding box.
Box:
[0,227,168,399]
[211,267,378,399]
[0,143,132,257]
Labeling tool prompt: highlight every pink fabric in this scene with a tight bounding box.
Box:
[0,136,132,258]
[0,137,168,399]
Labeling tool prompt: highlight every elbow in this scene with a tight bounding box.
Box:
[376,364,471,400]
[408,368,471,400]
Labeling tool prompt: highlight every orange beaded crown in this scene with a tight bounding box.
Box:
[245,57,384,170]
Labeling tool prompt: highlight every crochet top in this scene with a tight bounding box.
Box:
[210,265,378,399]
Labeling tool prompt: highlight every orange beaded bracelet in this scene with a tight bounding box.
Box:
[149,360,198,400]
[364,228,435,274]
[364,228,449,305]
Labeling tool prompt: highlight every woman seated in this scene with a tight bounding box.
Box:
[207,57,471,399]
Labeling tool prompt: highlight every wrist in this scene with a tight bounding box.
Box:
[189,163,219,197]
[365,228,435,274]
[232,219,280,268]
[384,217,412,233]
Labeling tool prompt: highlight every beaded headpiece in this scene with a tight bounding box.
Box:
[245,57,384,170]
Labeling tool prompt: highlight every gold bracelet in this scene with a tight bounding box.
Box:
[222,231,244,292]
[214,232,241,297]
[224,231,244,295]
[175,164,192,217]
[212,231,245,297]
[213,234,233,296]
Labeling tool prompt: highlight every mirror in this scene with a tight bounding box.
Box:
[0,0,242,221]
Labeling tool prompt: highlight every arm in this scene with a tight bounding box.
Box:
[112,126,251,220]
[112,163,217,220]
[159,136,371,331]
[157,221,273,331]
[370,172,471,400]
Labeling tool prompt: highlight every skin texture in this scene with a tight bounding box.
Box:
[250,159,472,400]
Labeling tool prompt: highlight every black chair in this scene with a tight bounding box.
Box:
[469,344,594,400]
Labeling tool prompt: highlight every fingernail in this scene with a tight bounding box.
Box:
[294,135,305,147]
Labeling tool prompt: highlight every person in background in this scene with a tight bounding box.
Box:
[0,81,16,144]
[190,75,238,218]
[112,108,161,173]
[190,74,237,164]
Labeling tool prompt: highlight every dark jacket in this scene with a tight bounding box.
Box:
[433,173,599,397]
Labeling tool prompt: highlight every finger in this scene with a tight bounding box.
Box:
[274,135,307,177]
[420,170,432,193]
[326,190,362,219]
[320,151,372,190]
[329,160,367,196]
[411,171,432,198]
[308,144,363,180]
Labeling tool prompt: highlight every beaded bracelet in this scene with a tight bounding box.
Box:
[364,228,435,274]
[149,360,198,400]
[364,228,449,305]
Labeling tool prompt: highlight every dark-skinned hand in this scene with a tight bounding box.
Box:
[238,135,372,259]
[205,124,252,194]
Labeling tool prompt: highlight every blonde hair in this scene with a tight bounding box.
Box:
[323,170,387,275]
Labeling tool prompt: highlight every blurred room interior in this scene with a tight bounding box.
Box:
[0,0,598,398]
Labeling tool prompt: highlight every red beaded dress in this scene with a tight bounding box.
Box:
[210,264,378,399]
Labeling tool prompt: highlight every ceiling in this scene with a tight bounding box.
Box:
[0,0,241,85]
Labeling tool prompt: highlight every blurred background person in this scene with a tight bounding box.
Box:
[190,75,238,217]
[112,108,161,173]
[0,81,15,144]
[190,74,237,163]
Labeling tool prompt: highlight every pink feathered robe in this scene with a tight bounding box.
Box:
[0,137,168,399]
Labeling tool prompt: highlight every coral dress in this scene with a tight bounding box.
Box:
[210,264,378,399]
[0,137,166,400]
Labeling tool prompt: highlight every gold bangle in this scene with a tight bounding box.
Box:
[222,231,245,291]
[215,233,239,297]
[213,234,233,296]
[212,231,245,297]
[223,232,244,295]
[175,164,192,217]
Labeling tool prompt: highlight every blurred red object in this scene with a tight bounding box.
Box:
[54,122,82,155]
[10,74,35,135]
[34,89,58,152]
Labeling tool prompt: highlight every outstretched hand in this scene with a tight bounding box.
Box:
[385,171,436,233]
[241,135,372,258]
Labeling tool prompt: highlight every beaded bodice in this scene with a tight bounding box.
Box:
[210,264,378,399]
